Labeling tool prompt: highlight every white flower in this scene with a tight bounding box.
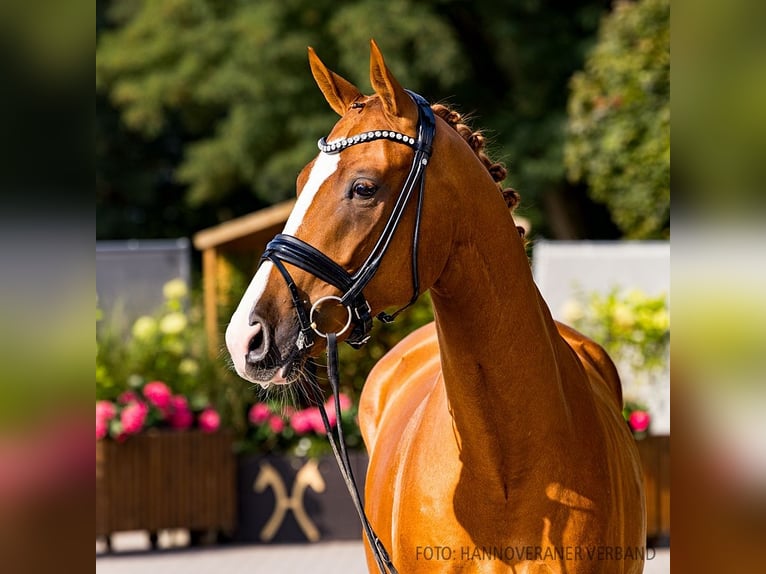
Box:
[164,340,186,355]
[613,303,635,330]
[159,312,188,335]
[163,278,188,301]
[132,316,158,340]
[178,358,199,377]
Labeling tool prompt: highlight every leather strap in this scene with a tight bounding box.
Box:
[261,253,316,350]
[316,334,399,574]
[262,235,373,347]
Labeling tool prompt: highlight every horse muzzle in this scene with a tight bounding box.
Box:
[225,310,306,387]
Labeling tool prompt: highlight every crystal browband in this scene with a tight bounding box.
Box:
[318,129,417,154]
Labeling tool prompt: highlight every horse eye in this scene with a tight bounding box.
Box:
[352,181,378,199]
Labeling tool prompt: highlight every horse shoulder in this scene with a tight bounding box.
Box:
[358,321,441,451]
[555,320,623,409]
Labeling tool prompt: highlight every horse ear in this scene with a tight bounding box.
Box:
[369,39,415,119]
[308,46,363,117]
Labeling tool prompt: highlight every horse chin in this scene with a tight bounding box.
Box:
[244,347,308,389]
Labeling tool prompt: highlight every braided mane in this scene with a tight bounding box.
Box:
[431,104,524,236]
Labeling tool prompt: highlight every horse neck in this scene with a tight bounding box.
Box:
[429,187,579,476]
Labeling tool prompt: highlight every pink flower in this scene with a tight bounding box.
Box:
[268,416,285,433]
[143,381,172,411]
[169,396,193,429]
[170,394,188,411]
[95,417,108,440]
[171,409,194,430]
[96,400,116,423]
[306,406,331,435]
[324,393,352,425]
[289,410,314,435]
[117,390,139,405]
[325,392,352,414]
[170,409,193,429]
[628,410,650,433]
[281,405,296,418]
[198,408,220,433]
[121,401,149,435]
[248,403,271,425]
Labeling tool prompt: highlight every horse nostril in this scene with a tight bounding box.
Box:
[245,320,269,365]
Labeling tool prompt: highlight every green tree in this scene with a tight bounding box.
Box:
[96,0,465,211]
[564,0,670,238]
[97,0,614,240]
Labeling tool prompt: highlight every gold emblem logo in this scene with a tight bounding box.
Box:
[253,459,326,542]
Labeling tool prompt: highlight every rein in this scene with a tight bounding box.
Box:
[314,333,397,574]
[259,91,435,574]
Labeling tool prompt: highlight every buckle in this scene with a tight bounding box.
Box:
[345,333,371,349]
[296,329,314,350]
[354,299,372,321]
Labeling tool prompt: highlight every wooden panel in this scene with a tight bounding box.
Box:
[636,435,670,542]
[96,431,235,536]
[202,247,219,357]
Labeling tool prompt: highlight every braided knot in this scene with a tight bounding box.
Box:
[431,103,521,214]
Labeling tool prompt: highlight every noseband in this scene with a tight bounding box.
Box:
[261,90,435,349]
[257,91,434,574]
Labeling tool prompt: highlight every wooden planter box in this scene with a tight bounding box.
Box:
[235,452,368,543]
[636,434,670,544]
[96,430,236,539]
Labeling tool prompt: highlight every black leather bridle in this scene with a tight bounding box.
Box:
[257,91,435,574]
[261,90,435,350]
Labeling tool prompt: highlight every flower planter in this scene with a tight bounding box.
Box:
[235,451,368,543]
[636,434,670,544]
[96,430,236,542]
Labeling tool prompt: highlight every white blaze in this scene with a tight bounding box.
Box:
[225,152,340,381]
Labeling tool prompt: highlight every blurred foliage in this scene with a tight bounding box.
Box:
[0,0,91,81]
[674,282,766,387]
[673,0,766,214]
[565,0,669,238]
[97,279,249,434]
[95,0,454,212]
[97,0,620,241]
[563,286,669,421]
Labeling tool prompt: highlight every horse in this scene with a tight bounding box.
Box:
[226,40,645,573]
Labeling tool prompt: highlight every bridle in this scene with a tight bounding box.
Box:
[261,90,434,350]
[257,91,435,574]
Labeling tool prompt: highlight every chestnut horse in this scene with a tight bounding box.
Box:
[226,41,645,573]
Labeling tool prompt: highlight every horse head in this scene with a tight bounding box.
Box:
[225,41,458,387]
